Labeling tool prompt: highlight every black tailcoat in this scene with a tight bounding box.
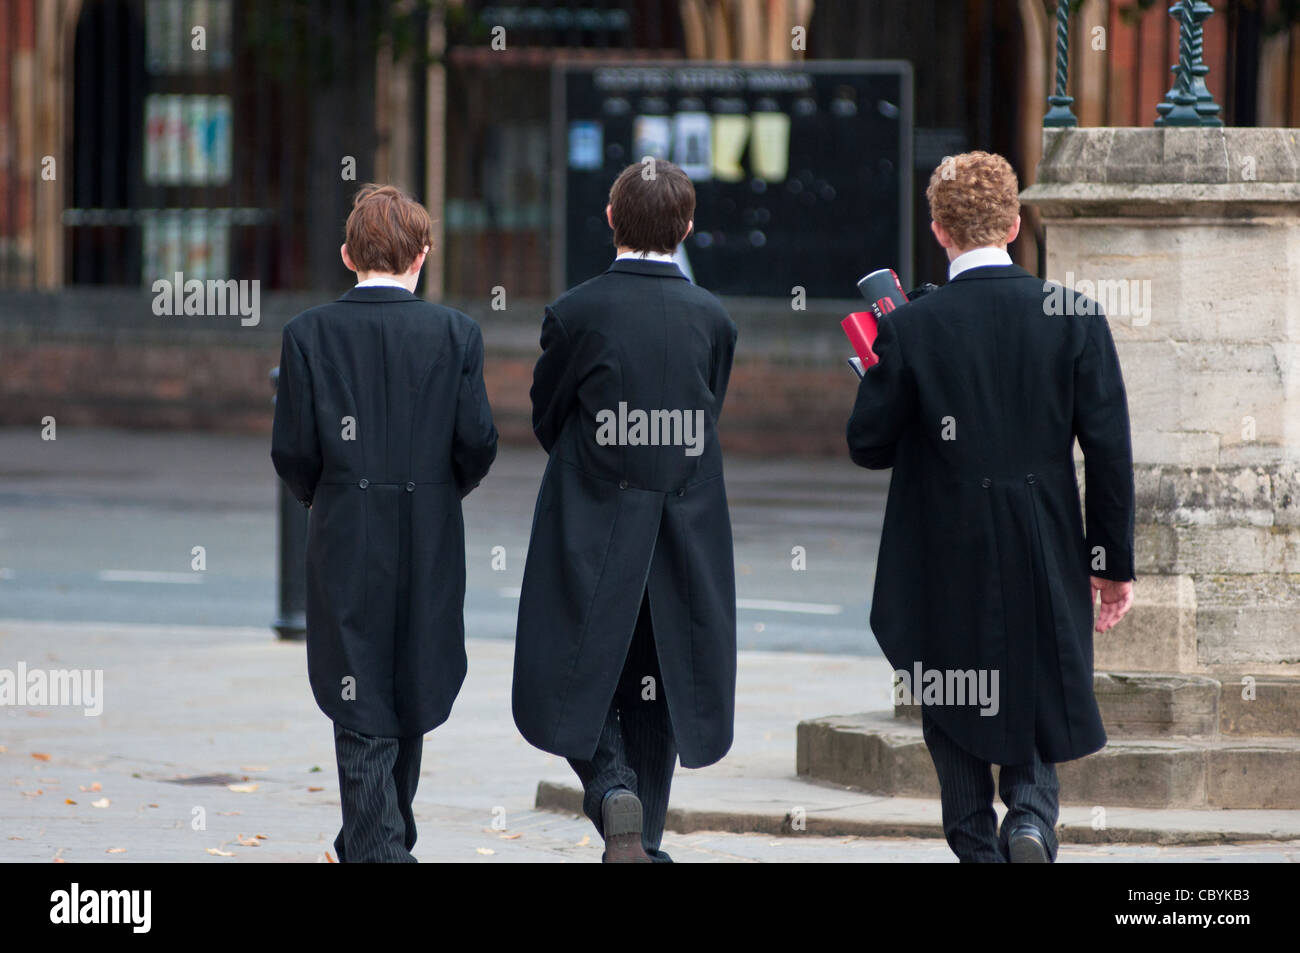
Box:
[272,286,498,738]
[512,260,739,769]
[847,264,1135,765]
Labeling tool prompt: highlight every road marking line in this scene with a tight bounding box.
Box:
[738,598,844,616]
[498,587,842,616]
[97,570,203,585]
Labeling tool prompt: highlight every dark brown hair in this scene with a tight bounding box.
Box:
[608,159,695,254]
[344,183,433,274]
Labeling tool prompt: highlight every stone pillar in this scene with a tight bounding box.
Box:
[1022,127,1300,680]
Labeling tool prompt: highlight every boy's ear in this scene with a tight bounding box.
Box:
[1006,215,1021,246]
[606,204,614,230]
[930,220,952,250]
[682,219,694,243]
[340,243,358,274]
[408,245,430,276]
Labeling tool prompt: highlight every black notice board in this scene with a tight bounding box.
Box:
[552,61,913,299]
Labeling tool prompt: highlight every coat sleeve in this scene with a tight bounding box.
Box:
[1073,311,1136,581]
[452,322,499,499]
[271,328,322,506]
[529,306,575,454]
[846,313,915,469]
[710,313,739,420]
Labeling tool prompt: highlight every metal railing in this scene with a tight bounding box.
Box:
[1045,0,1224,128]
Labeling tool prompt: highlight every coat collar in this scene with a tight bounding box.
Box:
[336,285,419,303]
[949,263,1035,282]
[605,259,689,280]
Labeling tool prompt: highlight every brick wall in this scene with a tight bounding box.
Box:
[0,289,862,456]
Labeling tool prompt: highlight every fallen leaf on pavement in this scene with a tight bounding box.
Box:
[500,833,522,840]
[206,847,235,857]
[31,753,50,761]
[217,811,242,816]
[91,798,110,808]
[64,799,76,805]
[307,786,323,792]
[227,783,258,794]
[325,851,336,863]
[240,765,268,772]
[106,848,126,854]
[77,782,102,792]
[476,847,495,855]
[21,790,42,798]
[235,835,260,847]
[576,835,590,847]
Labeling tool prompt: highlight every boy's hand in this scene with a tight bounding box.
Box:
[1091,576,1133,633]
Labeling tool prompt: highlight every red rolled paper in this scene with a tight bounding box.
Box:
[841,310,880,370]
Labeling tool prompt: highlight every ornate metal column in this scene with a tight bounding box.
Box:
[1043,0,1077,127]
[1156,0,1223,127]
[1189,1,1224,125]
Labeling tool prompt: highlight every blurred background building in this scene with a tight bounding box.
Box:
[1,0,1298,450]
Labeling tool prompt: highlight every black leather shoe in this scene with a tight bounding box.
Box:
[601,788,652,863]
[1007,824,1050,863]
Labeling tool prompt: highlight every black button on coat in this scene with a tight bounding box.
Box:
[271,286,498,737]
[847,264,1135,765]
[512,260,739,769]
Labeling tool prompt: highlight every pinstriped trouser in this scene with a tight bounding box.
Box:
[921,708,1060,863]
[567,590,678,861]
[332,723,424,863]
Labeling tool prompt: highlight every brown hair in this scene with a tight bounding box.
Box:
[608,159,695,254]
[344,183,433,274]
[925,151,1020,251]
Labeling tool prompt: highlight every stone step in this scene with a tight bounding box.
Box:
[535,778,1300,846]
[800,711,1300,809]
[891,672,1300,740]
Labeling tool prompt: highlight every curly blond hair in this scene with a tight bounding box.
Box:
[925,151,1020,251]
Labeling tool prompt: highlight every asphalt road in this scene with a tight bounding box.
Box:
[0,428,889,656]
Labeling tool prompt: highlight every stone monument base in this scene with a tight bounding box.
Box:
[796,674,1300,809]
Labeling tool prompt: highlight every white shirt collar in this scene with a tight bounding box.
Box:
[948,246,1013,280]
[615,250,677,263]
[355,276,410,289]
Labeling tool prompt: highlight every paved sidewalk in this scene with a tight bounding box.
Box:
[3,619,1299,863]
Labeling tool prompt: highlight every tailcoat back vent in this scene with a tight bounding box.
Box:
[847,265,1135,765]
[512,260,739,769]
[272,286,498,737]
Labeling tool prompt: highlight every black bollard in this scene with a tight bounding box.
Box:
[270,366,308,640]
